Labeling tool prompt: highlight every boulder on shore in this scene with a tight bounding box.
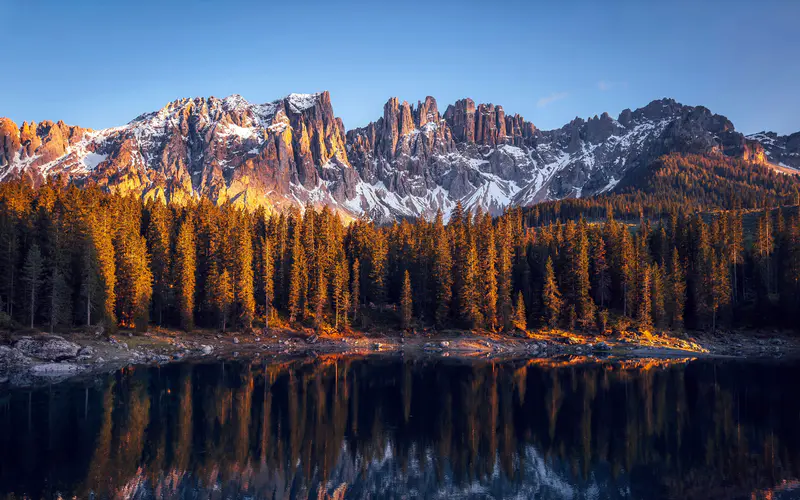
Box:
[14,336,81,361]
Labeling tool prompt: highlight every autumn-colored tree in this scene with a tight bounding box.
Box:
[145,201,172,325]
[512,292,527,331]
[232,217,255,329]
[432,212,452,328]
[400,270,413,329]
[260,236,275,327]
[174,216,196,331]
[542,257,562,328]
[350,258,360,325]
[479,219,498,330]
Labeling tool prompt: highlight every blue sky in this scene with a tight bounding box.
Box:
[2,0,798,135]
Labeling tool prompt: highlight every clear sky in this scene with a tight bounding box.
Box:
[2,0,798,135]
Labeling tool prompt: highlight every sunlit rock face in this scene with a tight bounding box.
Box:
[0,93,791,220]
[747,131,800,171]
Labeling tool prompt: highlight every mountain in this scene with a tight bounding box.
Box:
[746,130,800,172]
[0,92,794,221]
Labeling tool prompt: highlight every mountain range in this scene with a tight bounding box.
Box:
[1,92,797,221]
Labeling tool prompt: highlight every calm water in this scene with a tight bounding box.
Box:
[1,355,799,500]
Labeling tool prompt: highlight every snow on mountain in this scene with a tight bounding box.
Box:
[0,93,791,221]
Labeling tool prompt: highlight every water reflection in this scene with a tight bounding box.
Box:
[1,355,799,499]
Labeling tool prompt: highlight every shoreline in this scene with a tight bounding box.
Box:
[1,327,798,388]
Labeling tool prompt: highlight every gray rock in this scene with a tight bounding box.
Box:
[14,336,81,361]
[233,337,240,344]
[78,346,95,356]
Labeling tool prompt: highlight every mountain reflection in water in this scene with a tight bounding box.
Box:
[1,355,799,499]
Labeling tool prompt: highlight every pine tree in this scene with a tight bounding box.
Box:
[114,226,153,331]
[174,216,196,331]
[217,269,234,332]
[496,217,514,329]
[709,252,731,332]
[287,217,305,323]
[350,258,360,325]
[512,291,527,331]
[261,236,275,328]
[22,243,43,328]
[400,270,413,329]
[667,247,686,329]
[542,257,562,328]
[90,211,117,329]
[650,263,666,328]
[479,220,498,330]
[369,231,388,305]
[145,201,171,326]
[459,234,481,328]
[590,233,611,308]
[313,264,327,328]
[0,214,20,317]
[332,256,349,329]
[636,261,652,327]
[232,217,255,329]
[432,212,452,328]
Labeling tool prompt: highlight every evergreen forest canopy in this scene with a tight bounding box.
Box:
[0,152,799,335]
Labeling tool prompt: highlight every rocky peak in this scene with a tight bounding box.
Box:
[415,96,440,128]
[443,98,477,143]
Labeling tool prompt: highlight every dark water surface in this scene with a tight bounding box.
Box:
[1,355,799,499]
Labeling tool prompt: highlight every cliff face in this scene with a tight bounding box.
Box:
[1,92,794,221]
[746,131,800,171]
[0,92,359,214]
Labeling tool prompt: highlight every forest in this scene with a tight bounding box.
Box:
[0,153,799,336]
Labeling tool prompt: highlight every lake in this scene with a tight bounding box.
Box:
[0,355,798,499]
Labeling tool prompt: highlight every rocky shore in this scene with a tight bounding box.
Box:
[0,327,798,388]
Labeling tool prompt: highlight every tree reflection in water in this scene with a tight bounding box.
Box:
[1,356,799,499]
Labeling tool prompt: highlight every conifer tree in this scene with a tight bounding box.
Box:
[313,264,327,328]
[479,220,498,330]
[667,247,686,329]
[46,225,70,332]
[332,256,349,329]
[369,231,388,305]
[91,211,117,329]
[709,252,731,332]
[232,218,255,329]
[350,258,360,325]
[287,217,305,323]
[636,262,652,327]
[512,291,527,331]
[174,217,196,331]
[432,212,452,327]
[114,227,153,331]
[542,257,562,328]
[400,270,413,329]
[650,263,666,328]
[0,215,19,317]
[22,243,43,328]
[590,233,610,308]
[145,201,172,325]
[496,217,513,329]
[261,236,274,327]
[459,234,481,328]
[217,269,234,332]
